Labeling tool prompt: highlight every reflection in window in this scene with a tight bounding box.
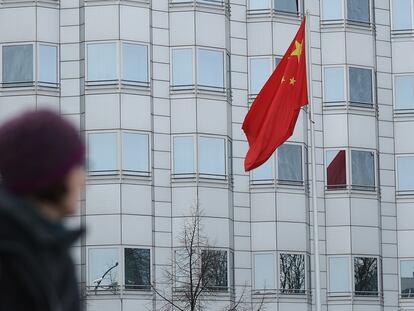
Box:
[199,137,226,177]
[329,257,350,294]
[250,57,272,95]
[124,248,151,290]
[2,44,33,84]
[172,48,193,87]
[39,45,58,85]
[122,43,148,83]
[254,253,275,290]
[401,260,414,298]
[249,0,270,10]
[354,257,378,296]
[87,43,117,82]
[347,0,370,23]
[349,67,373,105]
[280,253,305,294]
[392,0,412,30]
[88,248,119,290]
[327,150,346,190]
[174,249,189,288]
[274,0,298,13]
[197,49,224,88]
[252,156,273,182]
[324,67,345,104]
[122,132,149,174]
[395,75,414,110]
[278,144,303,182]
[88,132,118,172]
[351,150,375,189]
[322,0,342,20]
[202,250,228,291]
[173,136,195,176]
[397,157,414,192]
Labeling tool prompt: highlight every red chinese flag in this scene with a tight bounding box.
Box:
[243,18,308,171]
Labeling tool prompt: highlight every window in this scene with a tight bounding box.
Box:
[172,48,193,87]
[39,45,58,85]
[329,257,350,294]
[199,136,226,178]
[278,144,303,183]
[392,0,412,30]
[280,253,306,294]
[2,44,33,85]
[254,253,275,290]
[349,67,373,106]
[87,43,117,82]
[122,132,149,174]
[173,136,195,176]
[252,157,273,182]
[174,249,189,288]
[122,43,148,84]
[88,132,118,173]
[324,67,345,105]
[197,49,224,89]
[397,156,414,192]
[202,250,228,291]
[351,150,375,189]
[88,131,150,175]
[326,150,347,190]
[354,257,378,296]
[347,0,370,23]
[249,57,272,95]
[401,260,414,298]
[322,0,342,20]
[274,0,298,13]
[124,248,150,290]
[395,75,414,110]
[249,0,270,10]
[88,248,119,290]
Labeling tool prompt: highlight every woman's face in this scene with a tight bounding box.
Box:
[60,166,85,216]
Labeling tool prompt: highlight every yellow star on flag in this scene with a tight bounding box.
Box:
[281,76,286,83]
[290,77,296,85]
[290,40,303,62]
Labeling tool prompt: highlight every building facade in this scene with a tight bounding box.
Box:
[0,0,414,310]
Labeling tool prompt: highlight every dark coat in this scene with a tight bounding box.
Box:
[0,188,83,311]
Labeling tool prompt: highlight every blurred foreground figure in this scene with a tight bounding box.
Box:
[0,110,85,311]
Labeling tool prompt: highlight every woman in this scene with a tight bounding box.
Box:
[0,110,85,311]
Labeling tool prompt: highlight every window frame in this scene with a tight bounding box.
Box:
[120,41,150,87]
[123,247,151,291]
[250,154,275,184]
[352,256,380,297]
[172,134,197,179]
[201,249,229,292]
[325,148,348,191]
[399,258,414,298]
[327,255,352,296]
[86,41,119,85]
[391,0,414,31]
[87,246,121,292]
[396,154,414,194]
[248,56,273,96]
[1,42,35,87]
[87,130,151,177]
[276,143,304,185]
[350,148,376,191]
[196,47,226,91]
[278,252,308,295]
[253,252,276,292]
[38,43,59,87]
[322,65,347,106]
[393,73,414,112]
[197,134,228,180]
[348,65,375,108]
[171,47,195,90]
[345,0,372,24]
[321,0,345,21]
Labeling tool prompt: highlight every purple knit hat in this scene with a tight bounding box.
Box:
[0,110,85,194]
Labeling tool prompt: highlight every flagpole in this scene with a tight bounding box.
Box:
[305,10,322,311]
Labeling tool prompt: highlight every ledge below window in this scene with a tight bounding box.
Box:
[169,0,229,14]
[170,85,230,100]
[320,20,374,33]
[1,0,59,8]
[87,171,152,184]
[85,80,150,95]
[84,0,150,7]
[325,185,379,198]
[172,173,230,187]
[1,82,60,95]
[391,29,414,39]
